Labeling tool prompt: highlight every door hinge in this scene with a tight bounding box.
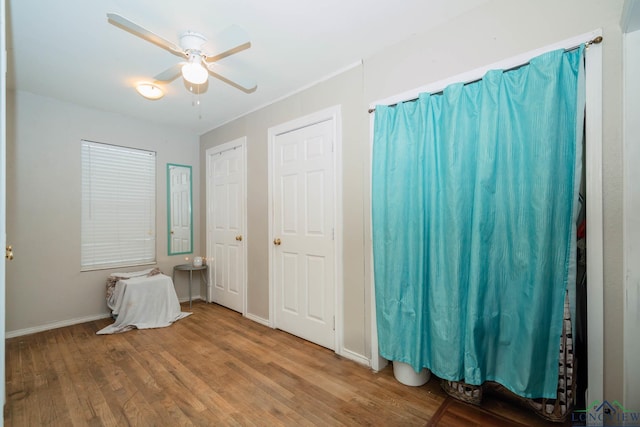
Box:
[333,316,335,331]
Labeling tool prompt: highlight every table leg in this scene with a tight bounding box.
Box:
[200,267,208,302]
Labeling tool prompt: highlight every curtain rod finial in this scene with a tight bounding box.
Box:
[586,36,603,48]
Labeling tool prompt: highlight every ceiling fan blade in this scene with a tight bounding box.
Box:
[206,62,257,93]
[154,63,184,83]
[107,13,185,58]
[203,24,251,62]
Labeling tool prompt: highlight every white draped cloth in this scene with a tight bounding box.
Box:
[97,273,191,335]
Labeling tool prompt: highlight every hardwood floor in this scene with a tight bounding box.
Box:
[5,302,570,426]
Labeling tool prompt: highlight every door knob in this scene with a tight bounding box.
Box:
[6,245,14,260]
[235,235,243,241]
[273,238,281,246]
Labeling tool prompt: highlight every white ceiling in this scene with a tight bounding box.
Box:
[7,0,489,134]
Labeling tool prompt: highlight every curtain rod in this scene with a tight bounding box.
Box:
[367,36,603,114]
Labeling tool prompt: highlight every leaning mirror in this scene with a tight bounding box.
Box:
[167,163,193,255]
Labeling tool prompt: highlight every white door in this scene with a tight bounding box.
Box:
[206,140,246,313]
[272,119,335,350]
[169,165,191,253]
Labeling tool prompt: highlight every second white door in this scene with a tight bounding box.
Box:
[272,119,336,350]
[206,140,246,313]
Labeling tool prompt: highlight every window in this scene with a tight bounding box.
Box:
[81,140,156,270]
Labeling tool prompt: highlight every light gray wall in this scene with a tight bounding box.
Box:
[199,0,627,402]
[6,90,200,333]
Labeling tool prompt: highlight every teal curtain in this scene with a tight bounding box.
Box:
[372,47,584,399]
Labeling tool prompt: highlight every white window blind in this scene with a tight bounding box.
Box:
[81,140,156,270]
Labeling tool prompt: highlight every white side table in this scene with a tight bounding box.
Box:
[172,263,208,309]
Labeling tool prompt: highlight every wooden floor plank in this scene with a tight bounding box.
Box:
[32,332,72,426]
[5,301,572,426]
[436,399,529,427]
[18,339,41,426]
[50,328,98,427]
[5,338,27,425]
[59,324,121,426]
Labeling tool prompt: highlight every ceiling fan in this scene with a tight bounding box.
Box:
[107,13,257,95]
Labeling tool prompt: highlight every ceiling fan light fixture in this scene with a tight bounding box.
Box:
[108,14,254,95]
[182,58,208,85]
[135,82,164,100]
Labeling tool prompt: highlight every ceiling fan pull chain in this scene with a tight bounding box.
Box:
[189,84,196,106]
[197,86,202,120]
[188,84,203,119]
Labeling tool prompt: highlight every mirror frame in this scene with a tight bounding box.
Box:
[167,163,193,255]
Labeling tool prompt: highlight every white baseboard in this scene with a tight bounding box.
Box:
[6,313,112,339]
[178,295,204,304]
[243,312,370,367]
[245,312,270,326]
[339,348,371,367]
